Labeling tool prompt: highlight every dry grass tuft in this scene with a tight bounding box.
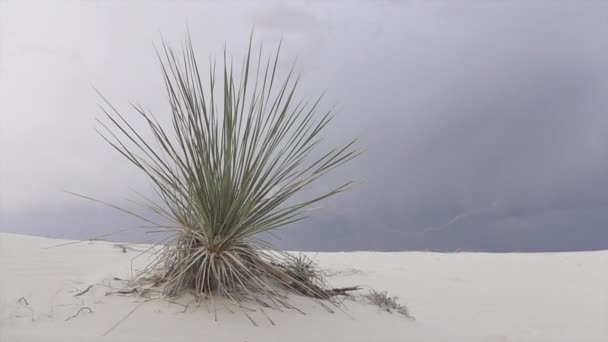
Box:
[364,290,415,320]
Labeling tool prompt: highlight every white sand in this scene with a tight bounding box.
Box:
[0,233,606,342]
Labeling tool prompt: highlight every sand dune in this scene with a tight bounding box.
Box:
[0,233,606,342]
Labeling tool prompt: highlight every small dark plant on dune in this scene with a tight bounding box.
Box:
[92,33,361,314]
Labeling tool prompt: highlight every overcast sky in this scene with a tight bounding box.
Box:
[1,0,608,251]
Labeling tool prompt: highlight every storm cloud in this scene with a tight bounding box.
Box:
[1,0,608,251]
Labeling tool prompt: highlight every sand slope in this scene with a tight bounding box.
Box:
[0,232,606,342]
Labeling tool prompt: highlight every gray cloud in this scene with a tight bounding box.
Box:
[2,0,608,251]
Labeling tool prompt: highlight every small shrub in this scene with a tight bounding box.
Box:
[92,32,360,314]
[364,290,414,320]
[273,254,329,298]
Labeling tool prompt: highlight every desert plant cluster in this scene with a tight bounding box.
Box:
[95,33,360,313]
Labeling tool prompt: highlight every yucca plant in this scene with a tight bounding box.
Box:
[95,33,360,313]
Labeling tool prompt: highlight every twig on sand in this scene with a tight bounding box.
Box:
[44,229,129,249]
[74,285,94,297]
[114,243,145,253]
[103,302,146,336]
[102,296,171,336]
[116,288,139,295]
[65,307,93,321]
[259,307,276,326]
[326,286,361,297]
[163,299,189,310]
[18,297,29,306]
[16,297,35,321]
